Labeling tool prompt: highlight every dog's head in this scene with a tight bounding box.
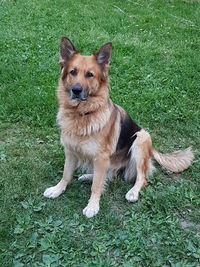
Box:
[59,37,112,104]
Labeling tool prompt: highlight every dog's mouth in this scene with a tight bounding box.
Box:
[69,84,88,101]
[71,93,88,101]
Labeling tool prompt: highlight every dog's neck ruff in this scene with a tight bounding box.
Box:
[79,111,93,117]
[57,104,111,137]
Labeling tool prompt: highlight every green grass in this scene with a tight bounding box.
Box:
[0,0,200,266]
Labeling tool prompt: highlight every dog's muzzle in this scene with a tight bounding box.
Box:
[70,84,88,101]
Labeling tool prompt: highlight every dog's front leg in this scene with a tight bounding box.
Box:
[83,156,109,218]
[44,149,76,199]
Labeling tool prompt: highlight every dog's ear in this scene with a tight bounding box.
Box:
[94,42,112,68]
[60,37,78,68]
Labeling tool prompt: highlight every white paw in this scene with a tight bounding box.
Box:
[78,174,93,183]
[43,185,65,199]
[125,189,139,202]
[83,203,99,218]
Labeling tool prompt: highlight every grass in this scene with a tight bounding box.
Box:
[0,0,200,266]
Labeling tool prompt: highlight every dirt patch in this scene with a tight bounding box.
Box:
[181,220,200,232]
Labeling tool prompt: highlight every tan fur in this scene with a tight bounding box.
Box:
[152,147,194,173]
[44,38,194,218]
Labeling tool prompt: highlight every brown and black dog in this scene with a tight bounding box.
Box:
[44,37,194,218]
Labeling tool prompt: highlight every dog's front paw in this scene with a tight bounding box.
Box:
[43,185,65,199]
[125,189,139,202]
[83,203,99,218]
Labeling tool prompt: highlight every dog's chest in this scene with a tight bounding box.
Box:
[61,132,98,157]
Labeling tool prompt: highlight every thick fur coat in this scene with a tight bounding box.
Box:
[44,37,194,218]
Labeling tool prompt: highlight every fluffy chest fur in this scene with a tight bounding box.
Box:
[61,132,99,157]
[57,103,121,159]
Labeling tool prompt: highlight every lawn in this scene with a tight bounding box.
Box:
[0,0,200,266]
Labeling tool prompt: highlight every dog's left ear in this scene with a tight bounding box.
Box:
[94,42,112,68]
[60,37,78,68]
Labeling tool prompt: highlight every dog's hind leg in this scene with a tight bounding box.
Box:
[125,129,153,202]
[44,148,77,198]
[78,174,93,183]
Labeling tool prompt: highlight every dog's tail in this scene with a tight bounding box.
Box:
[152,147,194,173]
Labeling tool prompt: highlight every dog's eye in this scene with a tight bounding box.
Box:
[70,69,77,76]
[86,71,94,78]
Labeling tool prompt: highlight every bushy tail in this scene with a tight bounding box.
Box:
[152,147,194,173]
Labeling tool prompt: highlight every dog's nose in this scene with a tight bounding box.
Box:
[71,84,83,95]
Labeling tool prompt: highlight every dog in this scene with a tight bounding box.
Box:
[44,37,194,218]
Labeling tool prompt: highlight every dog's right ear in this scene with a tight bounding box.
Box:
[94,42,112,68]
[60,37,78,68]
